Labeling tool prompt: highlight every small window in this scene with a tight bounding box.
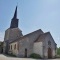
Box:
[48,41,51,45]
[17,43,19,50]
[14,44,16,49]
[11,45,12,50]
[9,45,10,49]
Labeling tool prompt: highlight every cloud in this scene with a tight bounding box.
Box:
[0,31,4,41]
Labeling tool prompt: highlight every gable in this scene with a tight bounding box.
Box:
[35,32,56,45]
[45,32,56,45]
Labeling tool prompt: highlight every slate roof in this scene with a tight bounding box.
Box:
[35,32,50,42]
[9,29,56,46]
[9,29,43,43]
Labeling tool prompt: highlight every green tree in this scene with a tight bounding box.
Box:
[57,47,60,55]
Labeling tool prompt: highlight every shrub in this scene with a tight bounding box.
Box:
[57,47,60,56]
[30,53,42,59]
[56,55,60,58]
[10,54,16,57]
[8,53,16,57]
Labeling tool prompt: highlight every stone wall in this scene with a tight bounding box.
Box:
[43,32,56,58]
[4,28,23,41]
[18,29,44,57]
[33,42,43,58]
[9,42,18,56]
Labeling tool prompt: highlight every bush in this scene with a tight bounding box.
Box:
[57,47,60,56]
[10,54,16,57]
[30,53,42,59]
[8,53,16,57]
[56,55,60,58]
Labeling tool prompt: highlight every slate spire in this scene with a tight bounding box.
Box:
[13,6,17,19]
[10,6,19,28]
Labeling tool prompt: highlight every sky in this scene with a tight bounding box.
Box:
[0,0,60,47]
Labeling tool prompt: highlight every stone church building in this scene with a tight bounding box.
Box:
[3,6,57,58]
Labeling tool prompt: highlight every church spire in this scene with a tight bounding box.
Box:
[13,6,17,19]
[10,6,19,28]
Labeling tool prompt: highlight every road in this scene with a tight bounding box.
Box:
[0,54,60,60]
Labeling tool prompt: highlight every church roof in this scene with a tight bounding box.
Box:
[34,32,49,42]
[9,29,56,45]
[22,29,43,37]
[9,29,43,43]
[10,6,19,28]
[35,32,56,45]
[13,6,17,19]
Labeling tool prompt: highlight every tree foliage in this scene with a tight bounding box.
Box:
[57,47,60,55]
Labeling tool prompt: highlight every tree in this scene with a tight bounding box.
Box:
[57,47,60,55]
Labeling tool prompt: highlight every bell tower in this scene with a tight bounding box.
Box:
[3,6,23,53]
[4,6,23,41]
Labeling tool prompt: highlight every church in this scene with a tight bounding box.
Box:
[3,6,57,58]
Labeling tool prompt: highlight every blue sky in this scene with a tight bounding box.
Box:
[0,0,60,47]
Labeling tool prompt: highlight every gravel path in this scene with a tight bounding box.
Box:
[0,54,37,60]
[0,54,60,60]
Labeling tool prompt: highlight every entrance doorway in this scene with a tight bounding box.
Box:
[25,48,27,57]
[1,48,3,53]
[48,47,52,58]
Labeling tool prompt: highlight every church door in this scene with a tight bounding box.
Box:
[1,48,3,53]
[25,48,27,57]
[48,48,52,58]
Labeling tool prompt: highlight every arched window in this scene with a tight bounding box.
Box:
[9,45,10,50]
[11,45,12,50]
[14,44,16,49]
[48,41,51,45]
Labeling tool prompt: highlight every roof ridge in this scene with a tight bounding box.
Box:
[23,29,43,37]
